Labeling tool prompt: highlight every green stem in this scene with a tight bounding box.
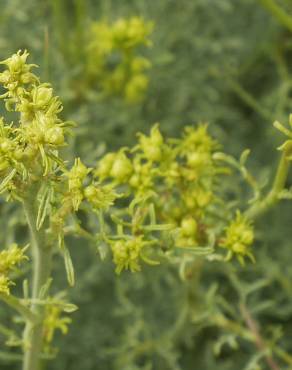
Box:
[258,0,292,32]
[245,151,290,219]
[22,184,53,370]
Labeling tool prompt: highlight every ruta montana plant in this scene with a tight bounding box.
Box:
[0,51,291,370]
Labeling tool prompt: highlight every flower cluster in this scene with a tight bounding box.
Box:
[0,51,256,278]
[92,123,235,272]
[219,211,254,264]
[0,243,28,295]
[0,50,73,200]
[87,17,153,102]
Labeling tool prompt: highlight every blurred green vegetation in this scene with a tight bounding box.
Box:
[1,0,292,369]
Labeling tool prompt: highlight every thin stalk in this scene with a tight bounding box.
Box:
[22,184,53,370]
[240,303,280,370]
[245,151,290,219]
[228,79,272,121]
[258,0,292,32]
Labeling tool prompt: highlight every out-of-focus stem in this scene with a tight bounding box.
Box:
[258,0,292,32]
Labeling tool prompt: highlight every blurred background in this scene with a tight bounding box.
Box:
[1,0,292,369]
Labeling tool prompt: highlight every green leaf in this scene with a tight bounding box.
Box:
[0,169,16,194]
[62,303,78,313]
[149,203,156,225]
[36,184,53,230]
[47,150,67,169]
[239,149,251,166]
[39,278,53,299]
[63,247,75,287]
[0,351,22,362]
[142,223,174,231]
[176,246,214,256]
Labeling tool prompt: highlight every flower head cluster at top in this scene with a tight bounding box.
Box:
[0,244,28,295]
[87,16,153,102]
[0,51,255,278]
[0,50,72,187]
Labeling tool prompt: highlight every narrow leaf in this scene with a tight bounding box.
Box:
[0,169,16,194]
[63,248,75,287]
[36,185,52,230]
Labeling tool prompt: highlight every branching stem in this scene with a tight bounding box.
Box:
[0,294,37,323]
[245,151,290,219]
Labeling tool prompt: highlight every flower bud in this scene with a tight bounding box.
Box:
[8,53,25,73]
[95,153,116,179]
[181,217,197,237]
[110,152,132,182]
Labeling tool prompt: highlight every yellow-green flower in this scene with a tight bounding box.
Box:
[111,237,145,274]
[43,305,72,344]
[84,183,119,210]
[87,17,153,102]
[67,158,91,211]
[110,151,133,183]
[0,243,28,274]
[220,211,254,264]
[137,124,164,162]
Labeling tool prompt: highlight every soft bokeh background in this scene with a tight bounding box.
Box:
[1,1,292,369]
